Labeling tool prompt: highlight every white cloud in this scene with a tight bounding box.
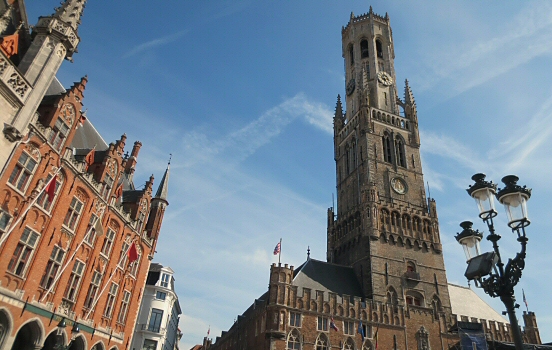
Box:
[123,30,189,58]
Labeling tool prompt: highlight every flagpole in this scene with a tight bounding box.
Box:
[39,211,104,303]
[278,238,282,264]
[84,237,134,319]
[0,166,61,249]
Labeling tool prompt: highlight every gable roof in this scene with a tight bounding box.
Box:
[448,283,508,323]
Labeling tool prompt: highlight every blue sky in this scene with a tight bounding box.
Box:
[28,1,552,348]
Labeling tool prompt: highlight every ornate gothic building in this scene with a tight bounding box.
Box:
[205,8,542,350]
[0,1,170,349]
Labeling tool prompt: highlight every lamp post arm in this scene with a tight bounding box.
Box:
[484,216,505,277]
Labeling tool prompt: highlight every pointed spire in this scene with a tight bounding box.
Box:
[335,94,344,119]
[54,0,87,31]
[404,79,415,106]
[155,156,171,202]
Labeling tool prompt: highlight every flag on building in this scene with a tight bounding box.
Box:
[330,317,339,331]
[45,175,57,202]
[523,289,528,310]
[128,242,138,263]
[207,326,210,336]
[374,324,379,349]
[273,241,281,255]
[76,114,87,129]
[115,183,124,201]
[84,148,95,168]
[358,321,365,341]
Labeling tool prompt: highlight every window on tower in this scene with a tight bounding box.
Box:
[376,39,384,58]
[395,136,406,168]
[361,39,369,58]
[382,133,392,163]
[349,44,354,65]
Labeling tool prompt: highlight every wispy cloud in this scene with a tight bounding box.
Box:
[123,30,189,58]
[418,3,552,95]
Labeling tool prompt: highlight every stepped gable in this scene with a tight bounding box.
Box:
[293,258,364,298]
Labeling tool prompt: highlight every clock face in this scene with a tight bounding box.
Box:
[377,72,393,86]
[391,177,407,194]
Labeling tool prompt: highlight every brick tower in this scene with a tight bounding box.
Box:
[327,7,452,316]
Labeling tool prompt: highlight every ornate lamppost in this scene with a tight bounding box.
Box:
[54,317,80,350]
[455,173,531,350]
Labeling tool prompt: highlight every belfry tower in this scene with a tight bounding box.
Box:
[327,8,452,315]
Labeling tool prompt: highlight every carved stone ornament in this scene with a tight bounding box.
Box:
[416,326,430,350]
[107,158,117,176]
[391,177,407,194]
[60,103,76,125]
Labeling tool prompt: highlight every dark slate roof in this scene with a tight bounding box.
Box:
[70,118,108,150]
[292,259,364,298]
[122,190,143,203]
[45,77,66,96]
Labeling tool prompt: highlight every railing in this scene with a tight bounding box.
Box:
[140,323,165,334]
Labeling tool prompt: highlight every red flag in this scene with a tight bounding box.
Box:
[84,148,95,167]
[45,175,57,202]
[330,316,339,331]
[128,242,138,263]
[115,183,123,200]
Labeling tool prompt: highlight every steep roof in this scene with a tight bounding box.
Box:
[292,259,364,298]
[448,283,508,323]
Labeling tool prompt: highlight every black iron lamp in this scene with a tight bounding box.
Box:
[457,173,531,350]
[54,318,80,350]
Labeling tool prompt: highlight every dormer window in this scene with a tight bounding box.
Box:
[360,39,369,58]
[160,273,170,288]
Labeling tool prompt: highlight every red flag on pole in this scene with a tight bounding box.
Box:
[84,148,95,168]
[76,115,87,129]
[273,241,281,255]
[128,242,138,263]
[45,175,57,202]
[115,183,123,201]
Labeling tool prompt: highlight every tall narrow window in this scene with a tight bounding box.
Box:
[361,39,369,58]
[101,174,114,200]
[317,316,328,331]
[63,197,84,231]
[8,152,37,191]
[382,133,392,163]
[117,290,131,324]
[130,250,141,276]
[103,282,119,318]
[148,308,164,332]
[376,39,383,58]
[49,118,70,151]
[101,229,116,257]
[84,270,102,309]
[64,260,85,301]
[8,228,40,276]
[37,175,62,211]
[290,312,301,327]
[395,137,406,168]
[344,321,355,335]
[349,45,354,65]
[40,245,65,289]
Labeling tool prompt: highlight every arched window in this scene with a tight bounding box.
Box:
[382,133,392,163]
[395,136,406,168]
[406,261,416,273]
[287,329,301,350]
[349,45,354,65]
[361,39,369,58]
[344,337,355,350]
[362,340,374,350]
[315,333,329,350]
[405,290,424,306]
[376,39,383,58]
[386,287,398,305]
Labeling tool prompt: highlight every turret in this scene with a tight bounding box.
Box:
[145,162,170,246]
[125,141,142,178]
[333,95,344,133]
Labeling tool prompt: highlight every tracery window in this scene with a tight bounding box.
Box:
[287,329,301,350]
[315,333,329,350]
[395,136,406,168]
[344,337,355,350]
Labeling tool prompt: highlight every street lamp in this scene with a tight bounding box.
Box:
[54,317,80,350]
[456,173,531,350]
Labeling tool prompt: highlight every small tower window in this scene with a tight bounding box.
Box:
[395,136,406,168]
[361,39,369,58]
[382,133,392,163]
[349,44,355,65]
[376,39,384,58]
